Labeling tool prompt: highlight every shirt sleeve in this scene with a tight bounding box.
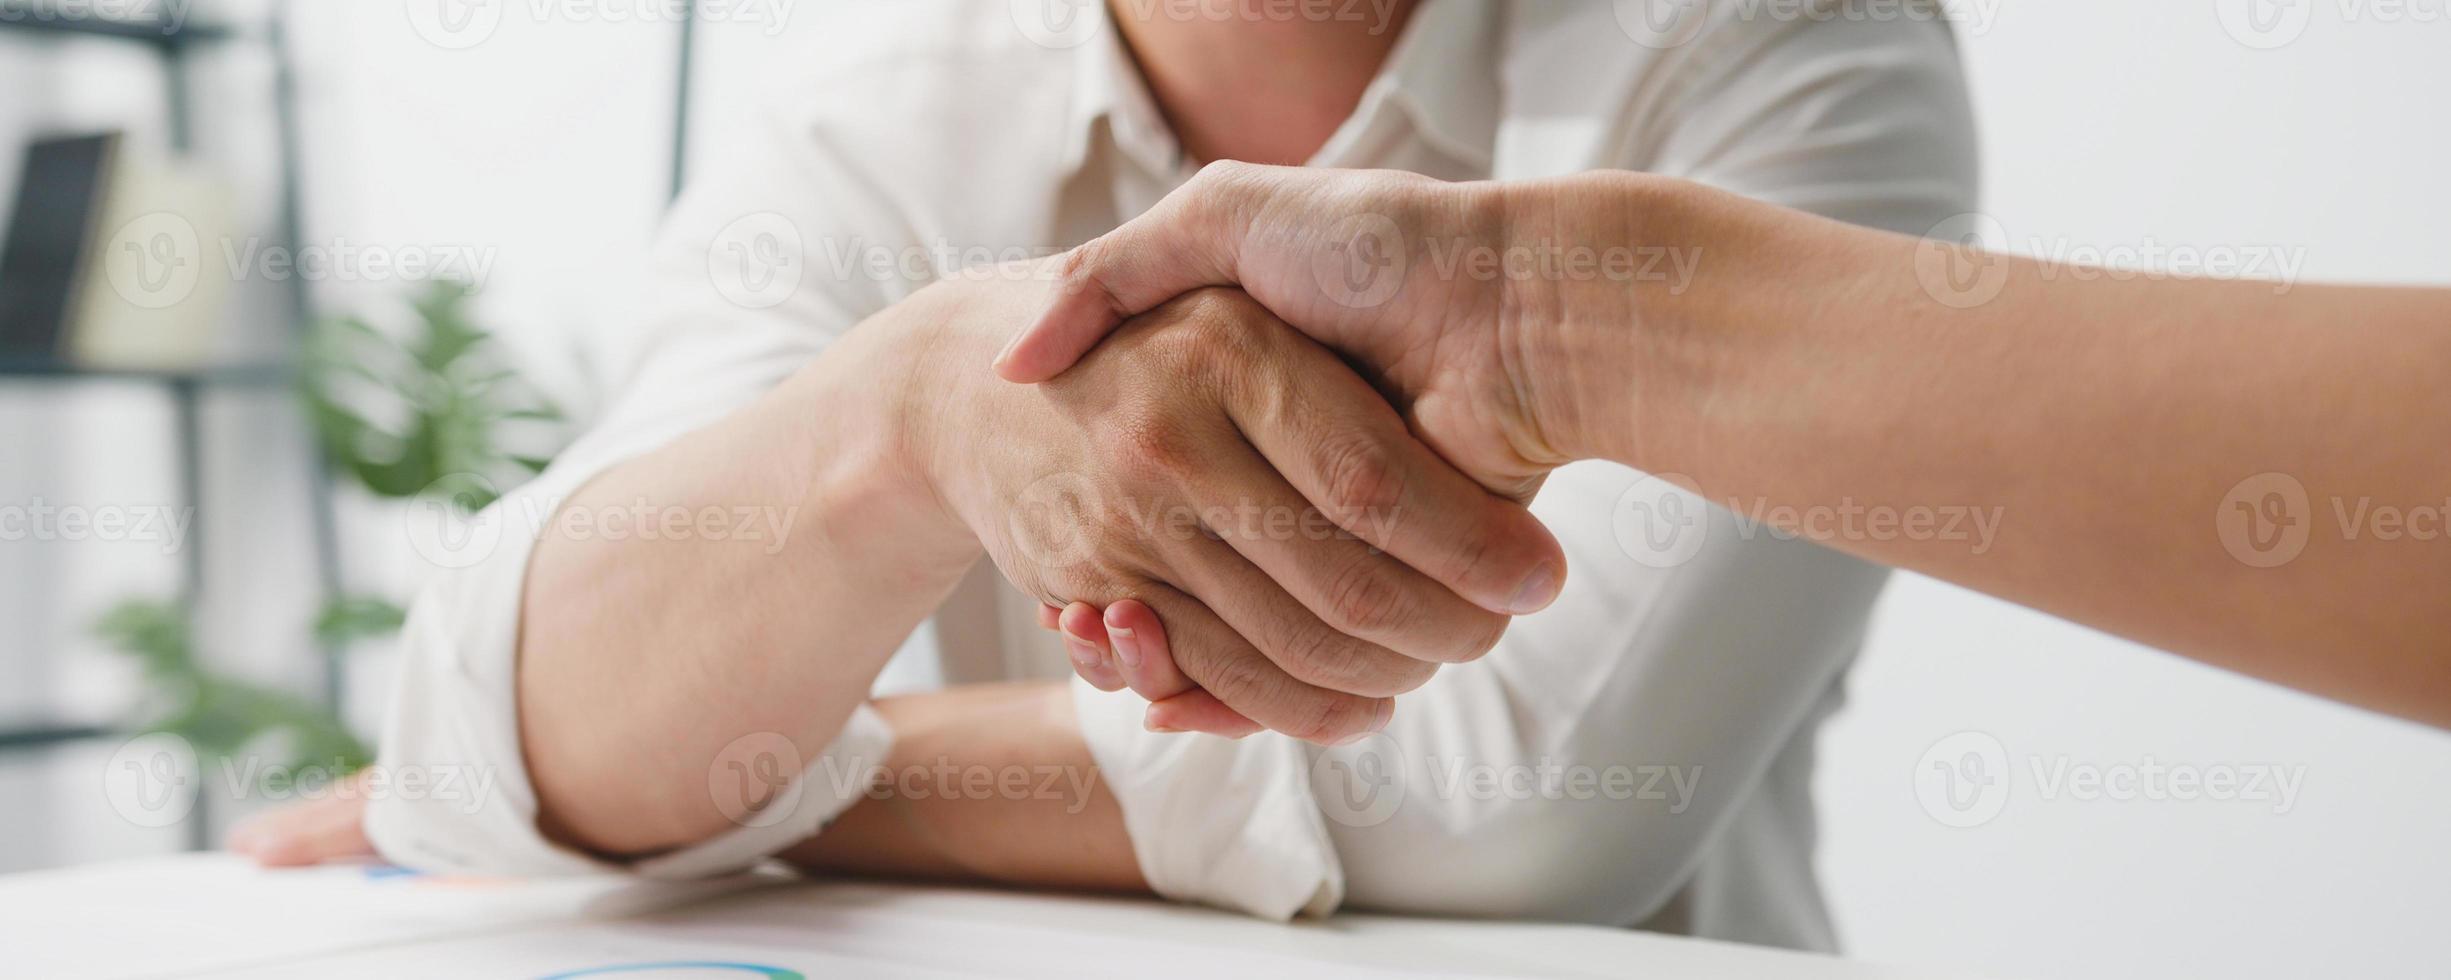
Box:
[1069,9,1977,925]
[363,90,911,879]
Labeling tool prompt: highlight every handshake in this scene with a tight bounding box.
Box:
[925,163,1678,742]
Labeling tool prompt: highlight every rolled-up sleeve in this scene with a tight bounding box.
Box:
[364,88,913,878]
[1070,681,1341,920]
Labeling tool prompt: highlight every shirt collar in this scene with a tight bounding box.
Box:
[1059,0,1500,177]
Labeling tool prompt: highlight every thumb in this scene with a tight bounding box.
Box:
[994,163,1262,383]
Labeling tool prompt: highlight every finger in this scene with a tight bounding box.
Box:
[995,164,1266,383]
[1145,690,1265,738]
[1230,322,1568,619]
[1163,520,1439,698]
[230,793,374,867]
[1058,601,1126,692]
[1131,582,1390,744]
[1037,603,1062,631]
[1105,601,1262,737]
[1181,421,1511,665]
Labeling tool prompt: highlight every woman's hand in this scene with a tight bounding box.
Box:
[227,770,376,867]
[909,274,1565,743]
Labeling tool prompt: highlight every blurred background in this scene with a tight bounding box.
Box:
[0,2,2442,979]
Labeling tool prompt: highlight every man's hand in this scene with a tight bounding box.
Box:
[993,164,1682,733]
[907,277,1565,743]
[996,163,1672,499]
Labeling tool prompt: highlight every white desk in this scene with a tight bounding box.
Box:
[1,855,1974,979]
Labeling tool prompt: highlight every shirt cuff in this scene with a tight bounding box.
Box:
[1070,679,1342,920]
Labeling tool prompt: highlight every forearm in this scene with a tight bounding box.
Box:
[518,313,982,856]
[1563,175,2451,724]
[781,682,1144,894]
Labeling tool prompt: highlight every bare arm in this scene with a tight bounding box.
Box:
[781,682,1143,893]
[1006,163,2451,730]
[518,304,981,856]
[1580,178,2451,725]
[234,681,1146,895]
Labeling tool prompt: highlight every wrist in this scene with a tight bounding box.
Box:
[792,290,986,572]
[1488,171,1680,468]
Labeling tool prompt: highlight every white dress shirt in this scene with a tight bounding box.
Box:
[368,0,1978,952]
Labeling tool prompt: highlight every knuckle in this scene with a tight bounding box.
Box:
[1441,609,1509,665]
[1288,692,1378,744]
[1110,412,1197,481]
[1191,158,1260,192]
[1312,433,1406,527]
[1194,645,1272,703]
[1271,619,1422,699]
[1321,556,1414,639]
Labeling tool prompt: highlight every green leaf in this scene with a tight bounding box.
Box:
[314,596,407,647]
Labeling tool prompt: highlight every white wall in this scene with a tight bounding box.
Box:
[1818,3,2451,978]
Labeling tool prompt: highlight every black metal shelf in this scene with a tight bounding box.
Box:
[0,722,113,752]
[0,356,293,386]
[0,2,234,46]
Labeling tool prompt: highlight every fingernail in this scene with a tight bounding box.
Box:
[1108,625,1141,669]
[1063,633,1102,671]
[992,328,1028,372]
[1505,564,1559,614]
